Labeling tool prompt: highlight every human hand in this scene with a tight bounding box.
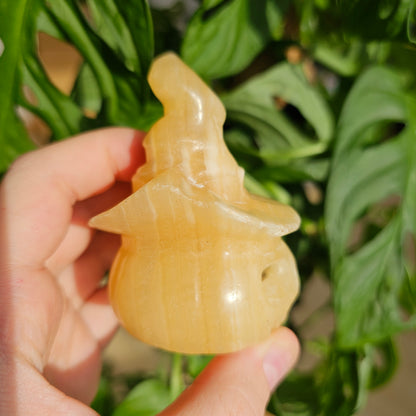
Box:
[0,128,299,415]
[0,128,145,414]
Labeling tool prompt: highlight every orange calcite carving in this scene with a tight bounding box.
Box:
[89,53,300,354]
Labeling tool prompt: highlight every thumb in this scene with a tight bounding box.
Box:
[161,327,299,416]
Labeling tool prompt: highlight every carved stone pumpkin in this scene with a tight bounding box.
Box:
[90,53,300,354]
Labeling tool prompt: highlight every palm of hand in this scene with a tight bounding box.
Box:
[40,226,120,403]
[0,129,144,409]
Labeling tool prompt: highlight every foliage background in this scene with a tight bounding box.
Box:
[0,0,415,415]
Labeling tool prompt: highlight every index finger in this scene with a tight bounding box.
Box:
[0,127,145,268]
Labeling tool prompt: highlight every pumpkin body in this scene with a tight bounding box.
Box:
[90,53,300,354]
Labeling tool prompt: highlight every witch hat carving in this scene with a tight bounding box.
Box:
[90,53,300,354]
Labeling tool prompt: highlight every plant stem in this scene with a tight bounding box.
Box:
[170,353,184,401]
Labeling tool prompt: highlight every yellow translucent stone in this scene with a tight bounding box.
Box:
[89,53,300,354]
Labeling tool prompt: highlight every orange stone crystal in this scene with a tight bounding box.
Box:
[89,53,300,354]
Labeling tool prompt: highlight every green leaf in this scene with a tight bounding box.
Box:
[318,349,363,415]
[112,379,172,416]
[269,373,320,416]
[45,1,120,119]
[266,0,290,40]
[36,6,67,40]
[326,140,404,263]
[244,173,276,199]
[71,62,102,115]
[86,0,153,75]
[326,66,416,348]
[408,0,416,42]
[334,66,407,159]
[169,353,185,401]
[254,158,330,183]
[307,0,412,41]
[333,223,408,347]
[368,339,398,388]
[0,110,35,173]
[271,348,373,416]
[202,0,226,8]
[222,62,334,164]
[45,1,154,129]
[19,51,84,139]
[400,269,416,315]
[0,0,36,171]
[181,0,288,79]
[186,355,214,379]
[0,0,157,173]
[312,41,365,76]
[15,2,85,139]
[91,376,117,416]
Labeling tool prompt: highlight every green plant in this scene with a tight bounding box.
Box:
[1,0,415,414]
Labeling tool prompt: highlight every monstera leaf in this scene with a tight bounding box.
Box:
[181,0,290,79]
[0,0,156,173]
[325,66,416,349]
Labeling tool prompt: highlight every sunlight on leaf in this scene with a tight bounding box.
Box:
[181,0,289,79]
[326,66,416,348]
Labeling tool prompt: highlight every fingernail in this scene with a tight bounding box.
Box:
[262,329,299,390]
